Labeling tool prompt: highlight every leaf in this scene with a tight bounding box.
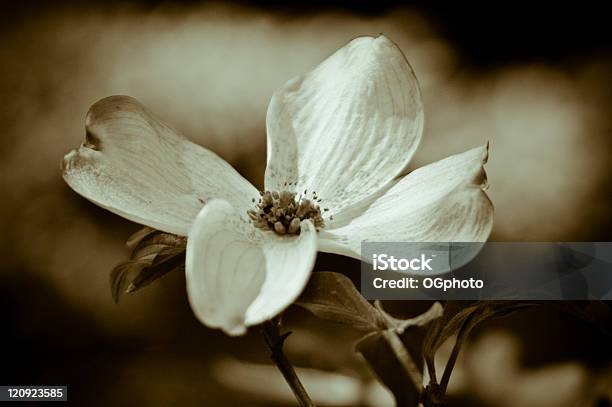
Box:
[295,271,387,332]
[422,301,535,385]
[375,300,443,334]
[126,226,157,248]
[127,247,186,293]
[296,272,445,406]
[425,300,612,363]
[110,261,149,303]
[131,232,186,258]
[356,330,422,407]
[422,300,612,394]
[110,227,186,302]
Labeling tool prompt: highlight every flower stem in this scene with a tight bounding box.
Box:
[261,320,315,407]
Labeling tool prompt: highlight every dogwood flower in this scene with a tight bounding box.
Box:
[62,35,493,335]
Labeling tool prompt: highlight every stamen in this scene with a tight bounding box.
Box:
[288,218,301,234]
[248,190,327,235]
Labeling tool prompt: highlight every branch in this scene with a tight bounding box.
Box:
[261,320,315,407]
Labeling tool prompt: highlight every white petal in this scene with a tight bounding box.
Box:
[62,96,258,235]
[186,200,317,336]
[265,35,423,218]
[319,145,493,258]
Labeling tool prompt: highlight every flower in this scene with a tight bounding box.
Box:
[62,35,493,335]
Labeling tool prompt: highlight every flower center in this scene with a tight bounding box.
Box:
[247,190,329,235]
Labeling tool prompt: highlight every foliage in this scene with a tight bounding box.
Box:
[297,271,612,407]
[110,227,186,302]
[108,231,612,406]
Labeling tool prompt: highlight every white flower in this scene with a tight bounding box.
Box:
[62,35,493,336]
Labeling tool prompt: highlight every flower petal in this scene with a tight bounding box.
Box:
[185,199,317,336]
[319,145,493,258]
[62,96,258,235]
[265,35,423,218]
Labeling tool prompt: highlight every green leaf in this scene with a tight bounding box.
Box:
[295,271,387,332]
[110,227,186,303]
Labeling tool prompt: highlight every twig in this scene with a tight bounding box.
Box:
[261,320,315,407]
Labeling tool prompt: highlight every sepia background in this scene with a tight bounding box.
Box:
[1,1,611,406]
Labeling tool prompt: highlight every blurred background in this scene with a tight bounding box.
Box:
[1,1,611,406]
